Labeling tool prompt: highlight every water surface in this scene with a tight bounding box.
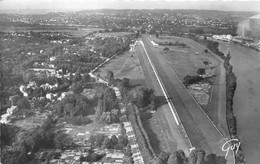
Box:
[219,42,260,164]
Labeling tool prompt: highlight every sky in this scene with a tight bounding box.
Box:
[0,0,260,12]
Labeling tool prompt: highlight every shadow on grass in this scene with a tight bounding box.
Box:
[155,96,168,110]
[141,111,162,154]
[204,154,227,164]
[129,83,142,89]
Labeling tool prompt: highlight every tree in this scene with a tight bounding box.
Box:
[22,71,35,84]
[95,134,105,148]
[16,97,31,110]
[196,150,206,164]
[122,78,130,88]
[125,144,132,156]
[114,143,124,150]
[64,103,74,116]
[189,150,198,164]
[123,156,134,164]
[0,124,20,146]
[183,75,203,86]
[118,135,128,146]
[163,47,169,51]
[176,150,186,164]
[111,109,120,123]
[158,151,169,164]
[88,135,96,147]
[149,28,156,34]
[82,74,90,83]
[102,137,113,149]
[197,68,205,75]
[129,87,155,109]
[54,132,73,149]
[106,71,114,85]
[100,112,111,124]
[189,149,205,164]
[121,128,127,138]
[111,135,118,146]
[90,153,98,162]
[70,83,83,94]
[156,32,159,38]
[102,88,118,112]
[204,49,208,53]
[95,98,105,122]
[72,72,82,83]
[226,52,231,60]
[167,152,178,164]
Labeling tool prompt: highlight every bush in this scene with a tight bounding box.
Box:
[163,47,169,51]
[183,75,203,86]
[197,68,205,75]
[206,40,225,60]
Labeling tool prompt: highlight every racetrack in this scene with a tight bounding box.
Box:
[140,35,233,163]
[135,41,191,154]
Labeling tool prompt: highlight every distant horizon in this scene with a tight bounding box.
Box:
[0,0,260,13]
[0,8,259,15]
[0,8,259,12]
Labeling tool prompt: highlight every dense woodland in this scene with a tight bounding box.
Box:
[0,31,135,115]
[0,29,136,163]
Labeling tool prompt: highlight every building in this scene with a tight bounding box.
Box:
[0,113,12,124]
[7,106,18,115]
[212,35,233,42]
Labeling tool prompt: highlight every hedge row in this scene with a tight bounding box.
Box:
[224,62,245,164]
[134,105,157,158]
[126,103,158,163]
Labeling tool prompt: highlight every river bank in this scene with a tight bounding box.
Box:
[219,42,260,164]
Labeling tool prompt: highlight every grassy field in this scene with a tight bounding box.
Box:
[150,35,226,125]
[93,50,146,86]
[150,35,218,80]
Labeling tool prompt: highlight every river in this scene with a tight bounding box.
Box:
[219,42,260,164]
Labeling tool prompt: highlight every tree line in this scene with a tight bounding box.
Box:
[203,40,244,164]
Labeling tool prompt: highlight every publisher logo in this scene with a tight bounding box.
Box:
[222,138,241,158]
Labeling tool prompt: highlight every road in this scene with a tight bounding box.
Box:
[140,35,233,162]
